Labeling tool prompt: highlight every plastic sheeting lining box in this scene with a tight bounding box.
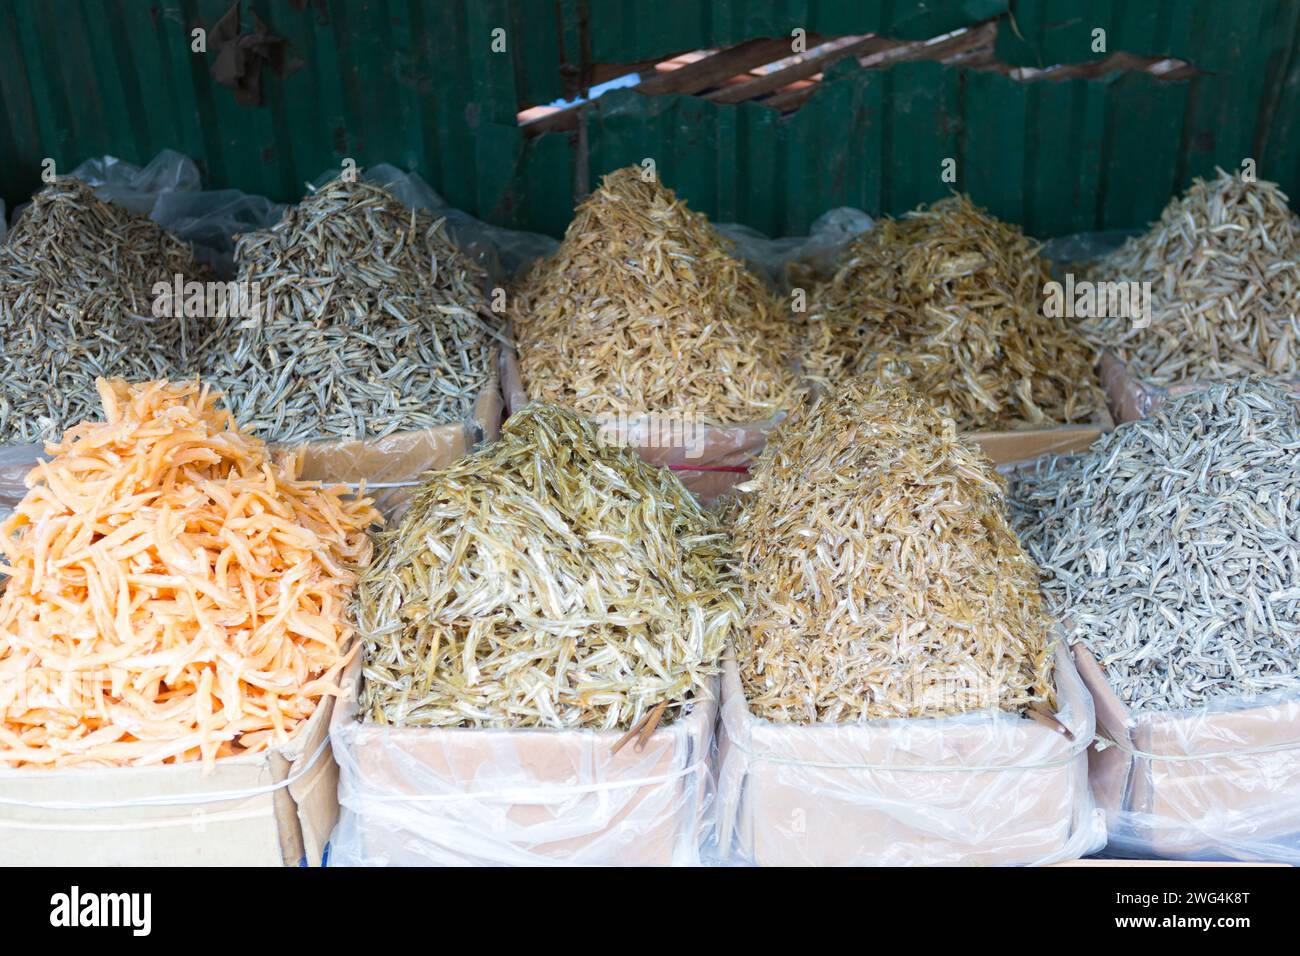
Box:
[714,645,1105,866]
[1077,645,1300,863]
[329,658,718,866]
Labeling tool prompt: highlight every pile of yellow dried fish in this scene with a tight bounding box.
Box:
[204,176,497,444]
[803,195,1103,431]
[733,378,1056,723]
[355,403,739,730]
[510,166,799,424]
[1083,169,1300,387]
[0,179,211,443]
[1012,378,1300,711]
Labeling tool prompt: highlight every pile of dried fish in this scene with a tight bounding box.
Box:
[733,378,1056,724]
[804,195,1103,431]
[204,176,497,444]
[1084,170,1300,387]
[0,179,211,443]
[1012,378,1300,712]
[355,403,739,731]
[0,378,378,768]
[510,166,800,424]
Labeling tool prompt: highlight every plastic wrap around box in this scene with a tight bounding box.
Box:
[0,692,339,866]
[715,644,1105,866]
[329,658,718,866]
[1076,645,1300,863]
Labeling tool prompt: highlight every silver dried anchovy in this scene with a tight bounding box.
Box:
[1083,169,1300,387]
[0,179,211,443]
[203,176,498,444]
[1012,378,1300,711]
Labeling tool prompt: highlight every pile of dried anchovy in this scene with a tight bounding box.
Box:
[204,177,497,444]
[355,403,739,731]
[804,195,1103,431]
[733,378,1056,724]
[1012,378,1300,711]
[0,179,211,443]
[1084,170,1300,387]
[510,166,800,424]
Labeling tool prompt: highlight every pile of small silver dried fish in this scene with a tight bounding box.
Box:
[355,403,739,731]
[804,195,1103,431]
[1084,169,1300,387]
[204,176,497,444]
[510,166,800,424]
[733,377,1056,724]
[1012,378,1300,711]
[0,179,211,443]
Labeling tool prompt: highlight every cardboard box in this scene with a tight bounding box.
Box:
[1075,645,1300,862]
[295,351,504,517]
[714,645,1104,866]
[0,693,338,866]
[329,658,718,866]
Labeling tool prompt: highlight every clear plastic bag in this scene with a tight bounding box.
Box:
[718,206,874,291]
[69,149,285,276]
[328,658,718,866]
[1076,645,1300,863]
[714,644,1106,866]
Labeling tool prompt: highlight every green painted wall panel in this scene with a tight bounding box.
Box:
[1,0,1297,247]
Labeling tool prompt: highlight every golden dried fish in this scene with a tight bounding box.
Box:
[0,179,213,443]
[204,176,498,443]
[733,377,1056,723]
[1083,169,1300,387]
[355,404,739,731]
[510,166,800,424]
[804,195,1103,430]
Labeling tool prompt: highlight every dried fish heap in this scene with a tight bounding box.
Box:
[1084,170,1300,387]
[0,378,379,768]
[0,179,211,444]
[510,166,800,424]
[804,195,1103,431]
[204,176,496,444]
[733,378,1056,724]
[1013,378,1300,712]
[355,403,738,731]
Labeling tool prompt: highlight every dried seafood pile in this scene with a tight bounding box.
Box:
[0,179,211,444]
[0,378,378,768]
[510,166,800,424]
[1013,378,1300,712]
[733,378,1056,724]
[804,195,1103,431]
[1083,170,1300,387]
[355,403,738,731]
[204,176,497,444]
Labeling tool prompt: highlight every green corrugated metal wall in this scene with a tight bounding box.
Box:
[1,0,1296,239]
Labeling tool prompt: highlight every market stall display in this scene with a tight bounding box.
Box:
[715,379,1100,865]
[331,403,738,865]
[1013,378,1300,861]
